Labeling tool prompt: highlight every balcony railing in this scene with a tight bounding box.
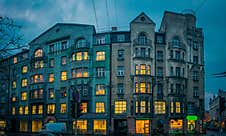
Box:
[73,41,90,49]
[133,38,152,46]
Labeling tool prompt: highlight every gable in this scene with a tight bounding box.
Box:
[130,12,156,25]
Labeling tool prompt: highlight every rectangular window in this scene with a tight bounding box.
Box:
[76,120,87,133]
[140,82,146,93]
[11,96,16,102]
[117,83,123,94]
[95,102,105,113]
[21,92,27,101]
[154,101,166,114]
[135,65,139,75]
[76,52,82,61]
[140,101,146,113]
[93,120,106,134]
[61,87,67,97]
[13,57,17,64]
[24,106,29,115]
[193,87,199,97]
[136,120,150,134]
[81,103,87,113]
[96,51,105,61]
[71,69,76,78]
[170,102,174,113]
[170,67,174,76]
[96,67,105,77]
[49,44,54,52]
[117,34,125,42]
[61,56,67,65]
[175,51,180,60]
[170,50,173,59]
[157,84,163,99]
[83,52,88,60]
[176,102,181,113]
[193,56,198,64]
[135,83,138,93]
[118,50,124,60]
[12,107,16,115]
[170,119,183,130]
[61,41,67,50]
[32,105,36,114]
[21,79,27,87]
[32,120,42,132]
[38,105,43,114]
[19,106,23,115]
[140,64,146,75]
[96,36,106,44]
[157,51,163,61]
[12,80,16,89]
[96,85,105,95]
[114,101,126,114]
[117,66,124,76]
[60,103,67,114]
[147,65,151,75]
[141,48,146,57]
[83,68,88,77]
[157,67,163,77]
[48,73,54,82]
[47,104,55,114]
[187,103,195,115]
[136,101,138,113]
[76,68,82,78]
[61,71,67,81]
[49,59,54,67]
[156,35,163,44]
[193,71,199,81]
[22,66,28,73]
[176,67,181,77]
[49,89,54,99]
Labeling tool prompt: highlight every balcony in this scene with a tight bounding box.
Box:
[72,41,90,49]
[133,38,152,46]
[168,41,186,51]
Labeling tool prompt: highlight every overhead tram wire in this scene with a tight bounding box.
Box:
[92,0,99,31]
[195,0,208,13]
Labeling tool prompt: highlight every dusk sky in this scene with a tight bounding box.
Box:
[0,0,226,109]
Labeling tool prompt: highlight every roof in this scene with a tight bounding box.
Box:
[130,12,156,25]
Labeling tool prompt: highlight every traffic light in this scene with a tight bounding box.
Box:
[71,101,75,117]
[77,102,83,118]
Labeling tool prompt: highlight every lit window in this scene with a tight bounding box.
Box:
[32,105,36,114]
[60,103,67,114]
[171,102,174,113]
[75,120,87,133]
[21,78,27,87]
[33,90,38,99]
[49,73,54,82]
[61,56,67,65]
[81,103,87,113]
[96,84,105,95]
[188,120,196,131]
[49,89,54,99]
[47,104,55,114]
[93,120,106,134]
[22,66,28,73]
[12,107,16,115]
[136,101,138,113]
[61,71,67,81]
[135,83,138,93]
[147,65,151,75]
[148,101,151,113]
[12,81,16,89]
[38,105,43,114]
[140,83,146,93]
[154,101,166,114]
[140,64,146,75]
[84,52,88,60]
[21,92,27,101]
[13,57,17,64]
[32,74,43,83]
[34,49,43,57]
[19,106,23,115]
[76,68,82,78]
[140,101,146,113]
[114,101,126,114]
[76,52,82,61]
[135,65,139,75]
[72,53,76,61]
[96,51,105,61]
[83,68,88,77]
[12,96,16,102]
[95,102,105,113]
[170,119,183,130]
[136,120,150,134]
[32,120,42,132]
[61,87,67,97]
[147,83,151,93]
[24,106,29,115]
[176,102,181,113]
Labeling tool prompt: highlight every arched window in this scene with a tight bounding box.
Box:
[76,38,87,48]
[138,32,147,44]
[172,37,180,47]
[34,49,43,58]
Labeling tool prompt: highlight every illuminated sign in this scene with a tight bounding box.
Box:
[186,115,198,121]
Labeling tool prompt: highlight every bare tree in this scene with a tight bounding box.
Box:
[0,16,27,58]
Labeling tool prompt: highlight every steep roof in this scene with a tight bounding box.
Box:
[130,12,156,25]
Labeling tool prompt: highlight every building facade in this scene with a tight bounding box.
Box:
[0,11,204,135]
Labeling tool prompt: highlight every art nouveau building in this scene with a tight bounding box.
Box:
[1,11,204,135]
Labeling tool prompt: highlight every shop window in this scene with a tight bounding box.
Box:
[75,120,87,133]
[170,119,183,130]
[188,120,196,132]
[93,120,106,134]
[20,120,28,132]
[136,120,150,134]
[32,120,42,132]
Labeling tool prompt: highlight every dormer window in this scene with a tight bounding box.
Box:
[141,16,145,21]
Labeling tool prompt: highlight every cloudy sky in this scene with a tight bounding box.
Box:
[0,0,226,109]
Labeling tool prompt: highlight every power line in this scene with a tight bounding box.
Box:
[195,0,208,13]
[92,0,99,31]
[105,0,110,30]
